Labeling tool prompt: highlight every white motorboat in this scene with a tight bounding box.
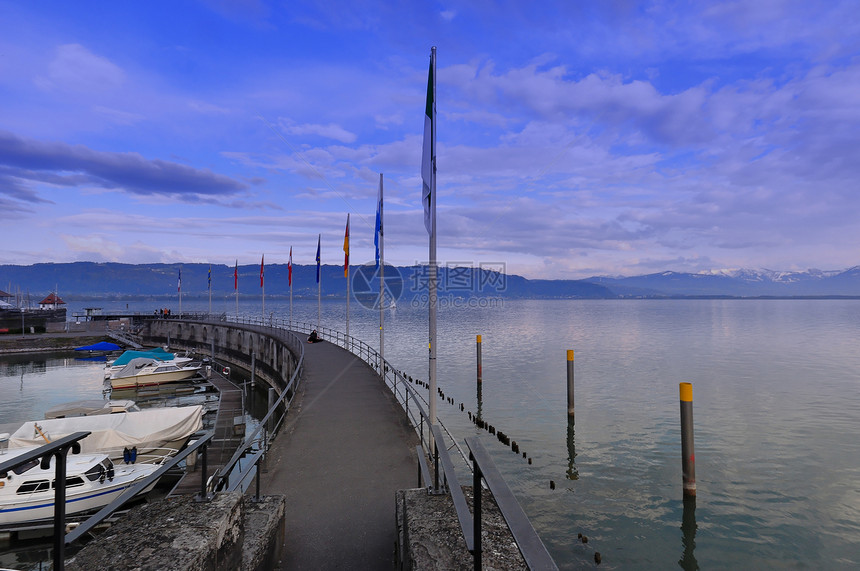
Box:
[109,358,201,390]
[105,349,193,379]
[0,446,164,525]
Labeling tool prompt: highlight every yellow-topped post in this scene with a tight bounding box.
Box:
[567,350,575,417]
[679,382,696,497]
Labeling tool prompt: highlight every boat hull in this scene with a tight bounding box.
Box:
[109,367,199,390]
[0,462,159,526]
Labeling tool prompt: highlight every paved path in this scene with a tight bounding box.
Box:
[261,337,419,570]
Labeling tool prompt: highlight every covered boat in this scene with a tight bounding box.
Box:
[7,405,204,456]
[44,399,139,419]
[105,348,193,379]
[74,341,122,353]
[109,358,201,389]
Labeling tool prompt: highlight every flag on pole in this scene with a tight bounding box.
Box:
[316,234,321,283]
[422,55,435,235]
[375,176,383,268]
[207,265,211,290]
[177,267,181,292]
[288,247,293,286]
[344,214,350,277]
[234,260,238,290]
[260,254,265,287]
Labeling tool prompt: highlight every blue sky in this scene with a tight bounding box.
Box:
[2,1,859,279]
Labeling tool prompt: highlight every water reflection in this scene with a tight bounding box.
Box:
[566,417,579,481]
[679,497,698,570]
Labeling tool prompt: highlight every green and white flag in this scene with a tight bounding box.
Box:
[422,53,435,236]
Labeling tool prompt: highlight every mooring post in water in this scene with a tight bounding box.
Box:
[567,350,575,417]
[680,382,696,497]
[476,335,483,384]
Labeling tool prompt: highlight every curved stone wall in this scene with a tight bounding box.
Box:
[142,319,300,399]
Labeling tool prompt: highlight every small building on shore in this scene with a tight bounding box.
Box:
[38,293,65,309]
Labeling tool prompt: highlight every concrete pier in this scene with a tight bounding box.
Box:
[260,336,420,569]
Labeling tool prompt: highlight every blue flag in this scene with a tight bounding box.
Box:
[374,175,382,268]
[177,267,181,292]
[207,265,211,289]
[315,234,321,283]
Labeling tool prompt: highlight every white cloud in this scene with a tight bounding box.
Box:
[42,44,125,93]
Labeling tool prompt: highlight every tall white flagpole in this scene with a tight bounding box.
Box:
[427,47,438,428]
[289,247,293,325]
[208,265,212,315]
[178,266,182,318]
[316,234,321,330]
[261,254,265,321]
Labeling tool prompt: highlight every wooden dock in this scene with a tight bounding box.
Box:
[169,370,245,496]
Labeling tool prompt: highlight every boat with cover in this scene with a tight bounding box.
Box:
[6,406,204,458]
[0,445,164,526]
[109,358,201,389]
[105,348,193,379]
[44,399,139,419]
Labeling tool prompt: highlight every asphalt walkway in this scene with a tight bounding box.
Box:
[261,337,420,570]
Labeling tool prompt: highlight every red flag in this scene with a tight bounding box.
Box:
[234,260,238,290]
[288,247,293,286]
[343,214,349,277]
[260,254,265,287]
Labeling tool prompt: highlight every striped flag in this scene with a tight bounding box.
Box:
[260,254,264,287]
[421,52,435,235]
[207,265,211,290]
[177,267,181,292]
[343,214,350,277]
[288,247,293,286]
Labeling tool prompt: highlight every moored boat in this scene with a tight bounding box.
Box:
[105,348,193,379]
[109,358,201,390]
[0,446,164,526]
[7,405,204,458]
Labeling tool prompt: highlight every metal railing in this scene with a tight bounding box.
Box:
[0,432,91,571]
[214,316,555,570]
[207,323,305,497]
[151,315,554,570]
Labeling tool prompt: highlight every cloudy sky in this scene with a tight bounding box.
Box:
[2,1,859,279]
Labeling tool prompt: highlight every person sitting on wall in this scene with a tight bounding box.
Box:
[307,329,321,343]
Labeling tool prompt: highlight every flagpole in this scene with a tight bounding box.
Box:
[178,266,182,318]
[317,234,321,330]
[208,265,212,315]
[261,254,265,322]
[289,247,293,326]
[427,47,438,429]
[235,260,239,320]
[379,173,385,370]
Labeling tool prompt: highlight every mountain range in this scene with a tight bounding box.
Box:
[1,262,860,300]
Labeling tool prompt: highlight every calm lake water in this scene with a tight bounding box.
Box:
[3,298,860,569]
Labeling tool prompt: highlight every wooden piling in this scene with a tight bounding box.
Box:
[476,335,483,384]
[567,350,574,417]
[680,382,696,498]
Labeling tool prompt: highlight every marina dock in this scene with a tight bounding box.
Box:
[169,371,246,496]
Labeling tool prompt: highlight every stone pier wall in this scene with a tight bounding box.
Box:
[142,319,301,399]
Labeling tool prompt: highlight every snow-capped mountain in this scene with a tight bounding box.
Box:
[586,266,860,297]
